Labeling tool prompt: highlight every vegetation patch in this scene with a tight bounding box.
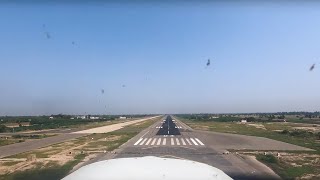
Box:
[0,116,162,179]
[256,154,317,180]
[0,154,85,180]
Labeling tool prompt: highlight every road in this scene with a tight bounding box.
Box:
[0,116,160,159]
[89,115,312,180]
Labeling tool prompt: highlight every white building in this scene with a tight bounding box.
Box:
[210,116,219,119]
[240,119,247,123]
[90,116,99,120]
[119,116,127,119]
[77,116,86,119]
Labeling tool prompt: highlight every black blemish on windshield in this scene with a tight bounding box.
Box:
[309,64,315,71]
[42,24,51,39]
[206,59,210,67]
[45,32,51,39]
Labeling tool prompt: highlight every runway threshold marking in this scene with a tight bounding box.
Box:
[190,138,198,146]
[175,138,180,145]
[195,138,205,146]
[162,138,166,145]
[181,138,186,145]
[145,138,152,145]
[139,138,147,145]
[151,138,157,145]
[185,138,192,145]
[134,138,143,145]
[133,137,205,146]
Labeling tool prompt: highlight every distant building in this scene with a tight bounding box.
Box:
[49,117,54,119]
[210,116,219,119]
[90,116,99,120]
[119,116,127,119]
[271,119,287,122]
[240,119,247,123]
[4,122,30,128]
[70,117,75,120]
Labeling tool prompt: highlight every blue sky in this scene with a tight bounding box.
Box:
[1,2,320,115]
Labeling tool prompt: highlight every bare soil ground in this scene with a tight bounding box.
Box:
[0,134,123,175]
[239,151,320,180]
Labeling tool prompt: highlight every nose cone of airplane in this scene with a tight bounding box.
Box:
[63,156,232,180]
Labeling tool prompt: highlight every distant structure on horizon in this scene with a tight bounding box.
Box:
[240,119,247,123]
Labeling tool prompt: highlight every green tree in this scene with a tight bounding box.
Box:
[0,125,6,133]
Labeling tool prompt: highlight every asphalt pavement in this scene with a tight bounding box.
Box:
[93,115,312,180]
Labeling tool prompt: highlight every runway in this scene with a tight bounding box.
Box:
[93,115,305,179]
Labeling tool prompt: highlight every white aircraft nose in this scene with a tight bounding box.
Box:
[63,156,233,180]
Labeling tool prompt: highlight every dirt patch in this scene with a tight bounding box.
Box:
[0,133,127,176]
[294,127,320,132]
[73,116,160,134]
[247,123,267,130]
[237,151,320,179]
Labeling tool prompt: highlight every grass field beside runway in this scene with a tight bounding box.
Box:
[0,117,161,180]
[180,118,320,179]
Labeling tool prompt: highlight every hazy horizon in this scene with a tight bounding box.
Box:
[1,2,320,116]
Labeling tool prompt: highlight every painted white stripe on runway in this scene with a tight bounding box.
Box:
[139,138,147,145]
[162,138,166,145]
[181,138,186,145]
[185,138,192,145]
[141,130,150,138]
[151,138,157,145]
[195,138,205,146]
[145,138,152,145]
[176,138,180,145]
[190,138,198,146]
[171,138,174,145]
[134,138,143,145]
[157,138,161,145]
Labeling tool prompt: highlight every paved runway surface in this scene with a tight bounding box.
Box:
[1,115,312,179]
[92,115,312,180]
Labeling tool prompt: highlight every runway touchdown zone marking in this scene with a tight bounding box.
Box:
[133,137,205,147]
